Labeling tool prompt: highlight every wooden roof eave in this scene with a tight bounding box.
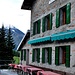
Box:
[21,0,35,10]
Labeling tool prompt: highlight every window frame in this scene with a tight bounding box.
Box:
[42,47,52,64]
[56,3,71,28]
[32,48,40,63]
[44,48,49,63]
[45,15,50,31]
[60,5,66,26]
[33,20,41,35]
[55,46,70,67]
[42,13,52,32]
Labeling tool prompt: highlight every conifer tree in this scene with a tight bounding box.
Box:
[0,25,7,64]
[7,27,15,63]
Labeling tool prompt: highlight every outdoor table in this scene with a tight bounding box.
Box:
[13,64,18,71]
[8,64,16,69]
[37,71,61,75]
[17,65,31,75]
[22,65,32,75]
[26,67,43,75]
[17,64,22,75]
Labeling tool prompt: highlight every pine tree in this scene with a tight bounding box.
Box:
[7,27,15,63]
[0,25,7,64]
[0,25,15,64]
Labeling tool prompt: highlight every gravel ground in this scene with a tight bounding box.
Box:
[0,69,18,75]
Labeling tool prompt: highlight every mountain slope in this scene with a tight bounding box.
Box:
[5,26,25,50]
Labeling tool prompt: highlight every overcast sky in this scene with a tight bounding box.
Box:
[0,0,31,34]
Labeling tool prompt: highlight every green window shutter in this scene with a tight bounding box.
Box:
[32,49,35,62]
[38,20,41,34]
[55,47,59,65]
[56,9,60,28]
[48,47,52,64]
[33,23,35,35]
[24,50,26,61]
[37,20,41,34]
[42,17,45,32]
[50,13,52,30]
[42,48,45,63]
[65,46,70,67]
[21,50,23,61]
[66,3,71,24]
[37,48,40,63]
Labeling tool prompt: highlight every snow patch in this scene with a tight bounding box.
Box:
[12,30,15,32]
[5,25,15,29]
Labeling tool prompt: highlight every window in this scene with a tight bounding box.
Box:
[24,50,26,61]
[49,0,55,4]
[32,48,40,63]
[55,46,70,67]
[33,22,38,35]
[45,48,49,63]
[34,49,38,61]
[42,13,52,32]
[56,3,71,28]
[60,6,66,25]
[45,15,50,31]
[21,50,23,61]
[42,47,52,64]
[33,20,41,35]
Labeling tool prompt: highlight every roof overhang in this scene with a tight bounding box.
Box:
[21,0,35,10]
[17,30,30,51]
